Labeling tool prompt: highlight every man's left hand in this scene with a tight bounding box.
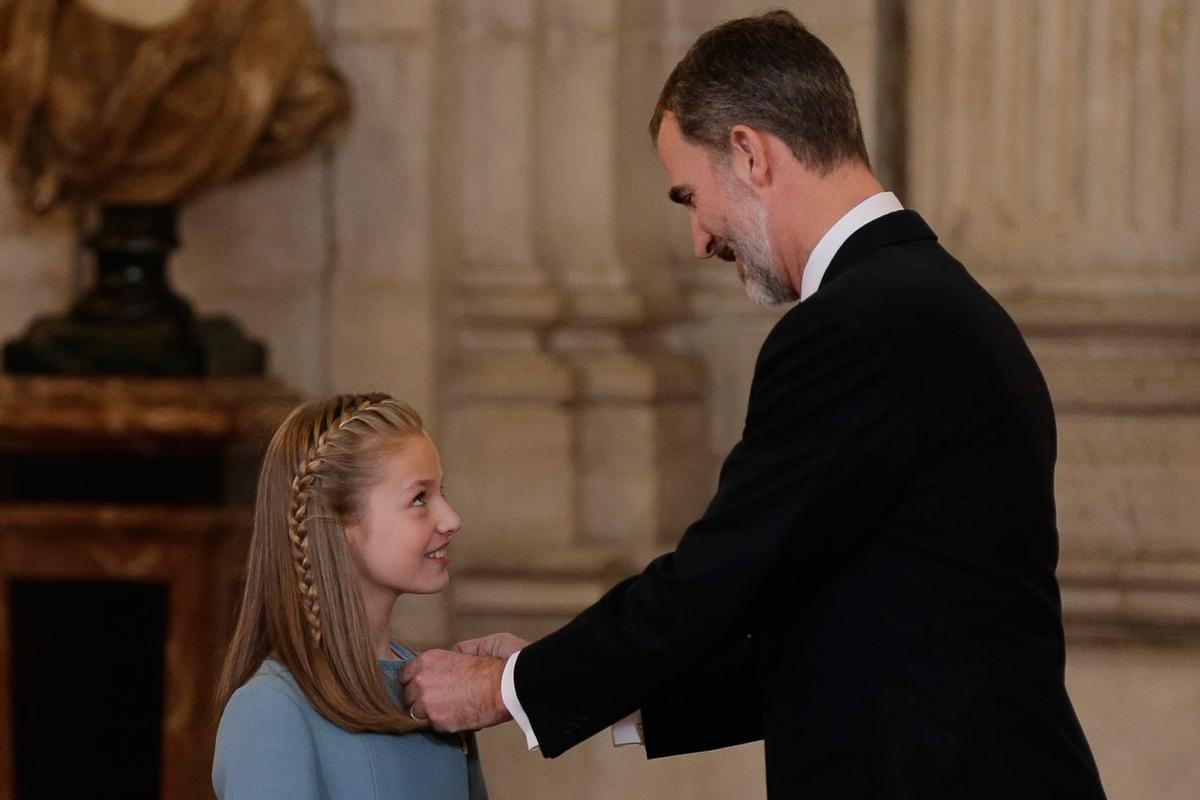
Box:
[400,649,511,733]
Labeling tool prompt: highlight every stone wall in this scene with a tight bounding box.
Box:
[1,1,1196,798]
[908,2,1200,797]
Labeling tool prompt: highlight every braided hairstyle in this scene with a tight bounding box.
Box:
[286,396,381,646]
[215,393,433,734]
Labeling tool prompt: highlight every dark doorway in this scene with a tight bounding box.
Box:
[9,579,168,799]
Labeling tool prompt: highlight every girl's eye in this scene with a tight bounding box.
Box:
[411,492,427,508]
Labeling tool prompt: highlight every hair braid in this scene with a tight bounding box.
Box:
[286,397,381,646]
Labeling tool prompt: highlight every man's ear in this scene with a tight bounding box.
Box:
[728,125,771,189]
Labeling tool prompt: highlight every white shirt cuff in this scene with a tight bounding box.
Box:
[611,710,644,747]
[502,649,644,751]
[501,651,540,750]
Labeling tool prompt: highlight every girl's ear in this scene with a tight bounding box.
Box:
[343,519,364,545]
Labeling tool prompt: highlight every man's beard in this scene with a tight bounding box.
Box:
[718,178,799,306]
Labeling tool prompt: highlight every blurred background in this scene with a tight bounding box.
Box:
[0,0,1197,798]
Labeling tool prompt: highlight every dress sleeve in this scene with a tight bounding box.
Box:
[464,732,490,800]
[212,679,321,800]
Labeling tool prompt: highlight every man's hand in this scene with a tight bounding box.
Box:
[454,632,529,660]
[400,650,511,733]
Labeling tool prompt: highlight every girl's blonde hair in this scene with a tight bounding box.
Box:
[215,393,429,733]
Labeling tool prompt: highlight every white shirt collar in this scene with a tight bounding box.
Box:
[799,191,904,301]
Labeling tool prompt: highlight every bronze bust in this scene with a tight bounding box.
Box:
[0,0,350,211]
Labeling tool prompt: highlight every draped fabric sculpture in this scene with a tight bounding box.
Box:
[0,0,350,211]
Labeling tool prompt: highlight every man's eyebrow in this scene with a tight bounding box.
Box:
[668,185,694,205]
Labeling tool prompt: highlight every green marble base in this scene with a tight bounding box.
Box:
[3,314,264,377]
[3,204,266,378]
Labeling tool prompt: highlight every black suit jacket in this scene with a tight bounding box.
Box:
[514,211,1107,799]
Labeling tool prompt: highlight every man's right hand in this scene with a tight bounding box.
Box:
[454,632,529,660]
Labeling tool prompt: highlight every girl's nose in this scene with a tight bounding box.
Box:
[438,501,462,536]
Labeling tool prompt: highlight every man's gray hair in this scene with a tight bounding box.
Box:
[650,10,870,173]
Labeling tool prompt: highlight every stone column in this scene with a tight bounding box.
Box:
[328,0,440,414]
[324,0,447,641]
[907,3,1200,797]
[908,0,1199,310]
[536,0,707,552]
[437,0,577,569]
[907,0,1200,556]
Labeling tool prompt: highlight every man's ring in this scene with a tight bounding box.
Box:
[409,705,426,722]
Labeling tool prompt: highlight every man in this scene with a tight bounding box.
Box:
[402,11,1107,798]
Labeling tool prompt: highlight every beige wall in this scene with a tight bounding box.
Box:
[2,1,1198,798]
[908,2,1200,797]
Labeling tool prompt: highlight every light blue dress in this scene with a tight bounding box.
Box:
[213,644,487,799]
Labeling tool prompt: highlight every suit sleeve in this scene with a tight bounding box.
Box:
[514,303,918,757]
[212,681,320,800]
[641,632,763,758]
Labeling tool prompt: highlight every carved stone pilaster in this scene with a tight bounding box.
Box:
[436,1,579,575]
[907,0,1200,315]
[908,1,1200,559]
[907,6,1200,794]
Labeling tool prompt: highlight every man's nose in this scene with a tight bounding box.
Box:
[690,215,716,259]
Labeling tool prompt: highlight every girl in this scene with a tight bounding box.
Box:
[212,394,487,799]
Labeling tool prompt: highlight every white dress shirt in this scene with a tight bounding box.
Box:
[500,190,906,751]
[799,191,904,301]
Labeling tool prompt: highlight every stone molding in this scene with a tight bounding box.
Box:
[1032,338,1200,415]
[0,376,296,442]
[450,556,1200,645]
[1060,559,1200,640]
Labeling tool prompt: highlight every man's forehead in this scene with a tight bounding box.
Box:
[656,110,691,147]
[654,112,681,165]
[655,112,709,181]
